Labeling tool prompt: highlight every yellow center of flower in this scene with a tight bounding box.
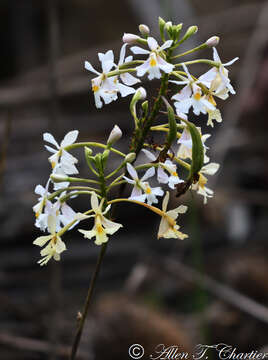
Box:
[92,85,99,92]
[199,174,207,189]
[145,186,152,194]
[35,212,40,218]
[51,161,56,169]
[149,56,157,67]
[52,235,57,244]
[96,223,104,234]
[171,171,178,177]
[194,92,202,101]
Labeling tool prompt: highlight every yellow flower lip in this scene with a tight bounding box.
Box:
[92,85,100,93]
[149,56,157,67]
[194,92,202,101]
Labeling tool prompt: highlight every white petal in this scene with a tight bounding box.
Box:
[44,145,57,154]
[174,98,192,114]
[33,235,52,247]
[141,167,155,181]
[91,192,99,213]
[142,149,157,161]
[43,133,59,148]
[223,57,239,67]
[212,47,221,62]
[117,83,136,97]
[35,184,46,196]
[157,167,169,184]
[136,59,150,77]
[127,163,138,180]
[156,56,174,74]
[172,84,192,102]
[130,46,150,55]
[84,61,100,75]
[131,186,143,198]
[202,163,220,175]
[61,130,79,147]
[120,72,141,86]
[79,229,96,240]
[147,37,158,50]
[119,43,127,65]
[55,237,66,253]
[159,40,173,51]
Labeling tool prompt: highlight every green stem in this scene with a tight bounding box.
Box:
[174,59,219,68]
[171,43,207,59]
[70,242,108,360]
[65,142,126,158]
[132,72,170,155]
[70,153,109,360]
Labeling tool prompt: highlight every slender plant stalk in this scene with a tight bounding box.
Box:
[70,53,173,359]
[70,242,108,360]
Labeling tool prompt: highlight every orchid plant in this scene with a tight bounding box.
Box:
[33,18,238,359]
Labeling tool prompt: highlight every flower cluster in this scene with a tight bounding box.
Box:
[33,18,238,265]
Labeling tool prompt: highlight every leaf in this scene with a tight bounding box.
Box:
[181,119,204,179]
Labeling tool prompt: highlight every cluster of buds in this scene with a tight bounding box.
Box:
[33,18,238,265]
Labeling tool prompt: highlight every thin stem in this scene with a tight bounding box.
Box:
[174,59,219,68]
[70,243,108,360]
[65,142,126,158]
[171,43,207,59]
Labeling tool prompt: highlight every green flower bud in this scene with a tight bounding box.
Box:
[139,24,150,36]
[125,152,136,163]
[179,25,198,45]
[159,17,166,41]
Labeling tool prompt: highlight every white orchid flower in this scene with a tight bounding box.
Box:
[199,47,239,99]
[131,37,174,80]
[33,215,66,266]
[171,64,215,116]
[123,163,164,205]
[114,43,140,95]
[177,127,211,163]
[85,50,118,108]
[43,130,79,175]
[78,192,122,245]
[192,162,220,204]
[158,192,188,239]
[32,181,50,219]
[142,149,183,189]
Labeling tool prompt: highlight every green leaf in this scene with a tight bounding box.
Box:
[182,119,204,179]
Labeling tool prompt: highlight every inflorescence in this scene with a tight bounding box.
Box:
[33,18,238,266]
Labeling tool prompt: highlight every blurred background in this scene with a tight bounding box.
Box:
[1,0,268,359]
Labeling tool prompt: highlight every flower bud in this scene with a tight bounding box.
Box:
[206,36,220,47]
[179,25,198,44]
[136,87,147,100]
[139,24,150,36]
[165,21,172,30]
[84,146,93,157]
[107,125,122,146]
[50,174,69,183]
[125,152,136,163]
[122,33,140,44]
